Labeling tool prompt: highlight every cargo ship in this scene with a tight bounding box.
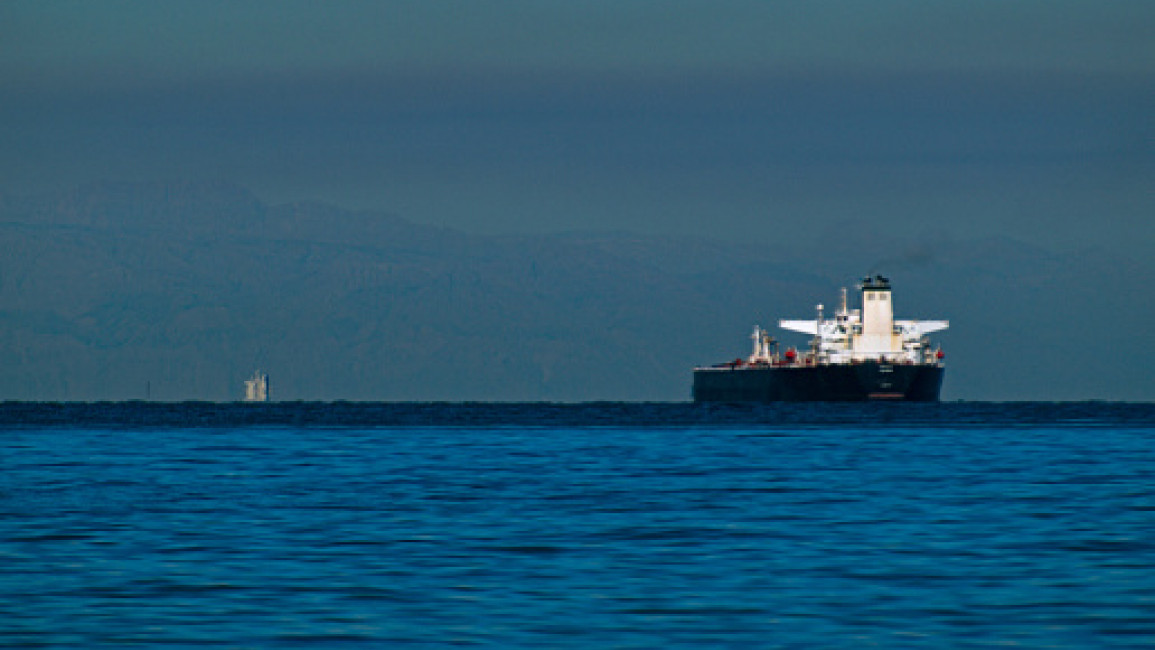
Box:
[692,276,948,402]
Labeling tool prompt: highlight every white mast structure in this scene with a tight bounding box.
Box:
[244,370,269,402]
[747,325,778,363]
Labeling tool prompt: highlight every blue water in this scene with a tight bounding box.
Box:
[2,402,1154,648]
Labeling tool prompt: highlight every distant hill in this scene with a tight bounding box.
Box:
[0,181,1150,401]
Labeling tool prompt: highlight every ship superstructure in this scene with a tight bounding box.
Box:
[693,276,949,402]
[777,275,948,365]
[244,370,270,402]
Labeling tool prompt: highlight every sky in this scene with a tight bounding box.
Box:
[2,1,1153,253]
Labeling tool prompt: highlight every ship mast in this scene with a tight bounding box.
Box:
[813,303,824,362]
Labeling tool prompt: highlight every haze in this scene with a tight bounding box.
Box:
[1,2,1152,400]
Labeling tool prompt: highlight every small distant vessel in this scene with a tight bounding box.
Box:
[244,371,270,402]
[692,276,948,402]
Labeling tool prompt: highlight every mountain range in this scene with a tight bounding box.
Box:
[0,180,1149,401]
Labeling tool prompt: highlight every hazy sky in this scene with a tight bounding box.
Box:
[2,1,1152,253]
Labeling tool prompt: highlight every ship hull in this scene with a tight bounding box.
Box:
[692,362,944,402]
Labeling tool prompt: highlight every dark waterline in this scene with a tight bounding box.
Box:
[2,400,1153,429]
[2,402,1154,647]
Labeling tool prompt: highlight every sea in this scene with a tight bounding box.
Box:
[2,401,1153,648]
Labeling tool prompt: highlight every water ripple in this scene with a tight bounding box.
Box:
[1,402,1153,647]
